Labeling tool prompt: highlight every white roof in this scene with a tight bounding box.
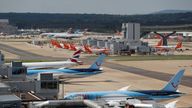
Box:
[0,83,9,88]
[0,95,21,102]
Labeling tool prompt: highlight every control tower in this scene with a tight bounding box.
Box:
[122,23,141,49]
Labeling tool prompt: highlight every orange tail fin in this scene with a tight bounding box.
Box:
[84,45,92,54]
[175,42,182,49]
[50,40,62,48]
[156,39,163,46]
[69,43,77,51]
[62,41,70,49]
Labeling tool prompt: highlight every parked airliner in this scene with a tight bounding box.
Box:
[64,69,185,101]
[27,53,106,78]
[23,49,82,69]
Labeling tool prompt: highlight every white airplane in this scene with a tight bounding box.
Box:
[27,53,106,78]
[41,28,87,39]
[107,99,178,108]
[22,49,82,69]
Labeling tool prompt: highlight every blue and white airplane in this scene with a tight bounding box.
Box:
[27,53,106,78]
[64,69,185,101]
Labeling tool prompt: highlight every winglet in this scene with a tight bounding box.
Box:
[162,69,185,92]
[118,86,131,91]
[89,53,106,70]
[165,100,178,108]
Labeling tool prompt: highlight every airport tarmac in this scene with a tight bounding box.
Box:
[64,66,192,108]
[0,50,19,60]
[0,40,191,107]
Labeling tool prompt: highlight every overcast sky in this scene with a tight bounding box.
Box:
[0,0,192,15]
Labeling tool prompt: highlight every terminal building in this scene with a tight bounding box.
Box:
[0,51,62,107]
[0,19,17,35]
[82,23,150,55]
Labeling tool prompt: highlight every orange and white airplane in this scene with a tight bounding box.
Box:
[62,41,82,51]
[50,40,110,54]
[50,40,76,50]
[155,39,182,49]
[155,39,163,47]
[62,41,70,49]
[83,45,110,54]
[50,39,63,49]
[69,43,78,51]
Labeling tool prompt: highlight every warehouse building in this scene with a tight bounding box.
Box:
[0,19,17,35]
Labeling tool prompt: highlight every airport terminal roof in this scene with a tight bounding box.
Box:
[0,94,21,102]
[0,83,9,88]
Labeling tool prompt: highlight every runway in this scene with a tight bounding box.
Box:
[0,43,63,60]
[0,43,191,88]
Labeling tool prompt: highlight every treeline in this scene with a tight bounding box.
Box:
[0,12,192,32]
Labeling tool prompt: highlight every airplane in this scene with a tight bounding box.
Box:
[54,29,88,39]
[41,32,59,38]
[155,41,182,49]
[53,32,84,39]
[84,45,110,55]
[69,43,78,51]
[41,28,87,39]
[51,40,86,53]
[23,49,83,69]
[27,53,106,78]
[50,39,63,49]
[64,69,185,101]
[107,99,178,108]
[62,41,70,49]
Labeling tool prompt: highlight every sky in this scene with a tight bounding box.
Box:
[0,0,192,15]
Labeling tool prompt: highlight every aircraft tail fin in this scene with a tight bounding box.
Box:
[83,28,88,35]
[162,69,185,92]
[175,42,182,49]
[84,45,92,54]
[156,39,163,46]
[62,41,70,49]
[68,49,83,64]
[69,43,77,51]
[50,39,62,48]
[89,53,106,70]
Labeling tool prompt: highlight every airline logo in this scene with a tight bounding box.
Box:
[96,62,102,67]
[171,81,179,89]
[156,39,163,46]
[175,42,182,49]
[72,50,82,58]
[70,58,78,63]
[70,49,83,64]
[62,41,70,49]
[69,43,77,51]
